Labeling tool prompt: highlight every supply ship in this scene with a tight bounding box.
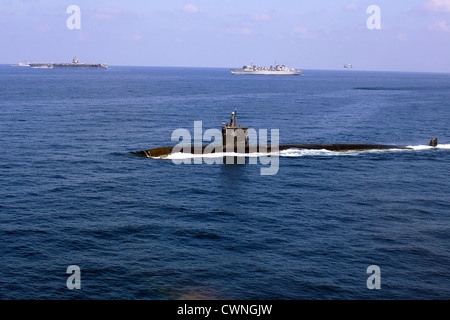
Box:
[231,61,301,75]
[28,57,107,69]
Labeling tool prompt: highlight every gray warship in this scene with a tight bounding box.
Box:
[231,61,302,75]
[28,56,107,69]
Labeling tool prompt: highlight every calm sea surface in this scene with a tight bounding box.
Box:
[0,66,449,299]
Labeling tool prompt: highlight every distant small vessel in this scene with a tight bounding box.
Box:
[11,61,30,67]
[231,61,302,75]
[344,64,353,69]
[28,56,107,69]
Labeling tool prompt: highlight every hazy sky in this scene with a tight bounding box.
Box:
[1,0,449,72]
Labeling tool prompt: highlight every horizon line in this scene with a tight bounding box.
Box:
[2,63,450,75]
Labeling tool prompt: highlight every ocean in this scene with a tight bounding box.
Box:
[0,65,449,299]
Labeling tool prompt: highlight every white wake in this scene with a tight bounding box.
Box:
[160,144,449,160]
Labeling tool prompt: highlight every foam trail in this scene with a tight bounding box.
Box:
[407,144,450,150]
[278,148,408,157]
[279,148,355,157]
[166,151,269,160]
[160,144,449,160]
[279,144,450,157]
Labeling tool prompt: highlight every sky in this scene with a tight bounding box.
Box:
[1,0,449,72]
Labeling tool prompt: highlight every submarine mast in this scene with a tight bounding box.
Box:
[222,109,249,149]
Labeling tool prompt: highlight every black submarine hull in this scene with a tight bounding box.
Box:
[131,143,412,158]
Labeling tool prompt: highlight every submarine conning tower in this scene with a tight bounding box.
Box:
[222,109,249,149]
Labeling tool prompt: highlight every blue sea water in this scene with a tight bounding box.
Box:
[0,65,449,300]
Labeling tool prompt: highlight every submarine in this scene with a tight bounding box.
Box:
[131,110,438,158]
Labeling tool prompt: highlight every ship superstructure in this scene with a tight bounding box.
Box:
[11,61,30,67]
[231,61,301,75]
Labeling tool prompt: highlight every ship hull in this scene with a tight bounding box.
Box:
[132,143,411,158]
[230,69,302,75]
[52,63,107,69]
[29,63,107,69]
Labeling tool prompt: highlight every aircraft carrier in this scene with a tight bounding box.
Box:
[28,57,107,69]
